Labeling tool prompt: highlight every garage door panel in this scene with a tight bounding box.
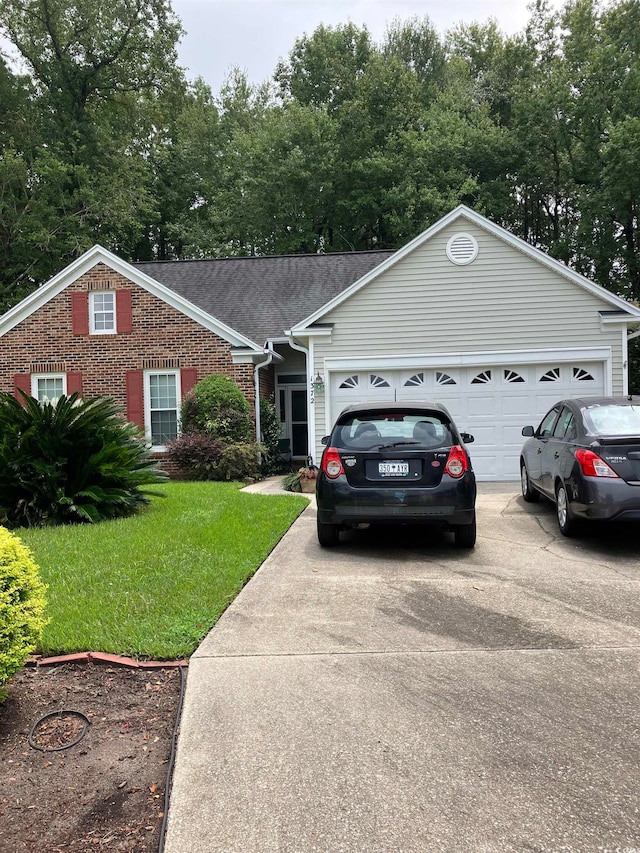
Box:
[468,395,497,416]
[501,395,533,416]
[503,424,527,447]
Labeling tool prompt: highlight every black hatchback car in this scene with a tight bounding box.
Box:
[316,402,477,548]
[520,396,640,536]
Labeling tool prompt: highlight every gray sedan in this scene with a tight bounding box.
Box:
[520,396,640,536]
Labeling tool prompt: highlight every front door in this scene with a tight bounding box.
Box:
[279,384,309,459]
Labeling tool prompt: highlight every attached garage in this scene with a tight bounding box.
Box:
[289,206,640,482]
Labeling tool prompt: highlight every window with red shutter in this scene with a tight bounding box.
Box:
[181,368,198,397]
[13,374,31,401]
[71,292,89,335]
[126,370,144,429]
[66,372,83,396]
[116,290,133,333]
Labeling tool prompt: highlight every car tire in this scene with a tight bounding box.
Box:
[454,514,476,549]
[520,462,540,503]
[555,482,579,537]
[317,518,340,547]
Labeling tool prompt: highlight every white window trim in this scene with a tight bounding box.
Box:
[31,373,66,402]
[143,370,181,452]
[89,290,117,335]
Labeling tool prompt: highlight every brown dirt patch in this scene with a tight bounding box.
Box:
[0,663,183,852]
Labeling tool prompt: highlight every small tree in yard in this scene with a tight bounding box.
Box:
[0,527,48,696]
[0,392,167,528]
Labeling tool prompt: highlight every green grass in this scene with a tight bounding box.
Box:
[17,482,308,660]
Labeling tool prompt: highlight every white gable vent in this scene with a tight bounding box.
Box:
[446,233,478,265]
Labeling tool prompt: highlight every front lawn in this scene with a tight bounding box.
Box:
[18,482,307,660]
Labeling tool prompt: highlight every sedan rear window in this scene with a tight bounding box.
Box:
[582,404,640,436]
[333,412,453,449]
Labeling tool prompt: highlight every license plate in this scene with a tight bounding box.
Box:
[378,461,409,476]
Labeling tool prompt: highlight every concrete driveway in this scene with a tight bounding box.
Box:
[164,485,640,853]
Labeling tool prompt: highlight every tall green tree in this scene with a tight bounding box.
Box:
[0,0,185,306]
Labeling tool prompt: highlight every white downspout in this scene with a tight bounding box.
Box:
[287,336,311,461]
[254,349,274,443]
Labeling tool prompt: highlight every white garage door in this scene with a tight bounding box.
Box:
[329,362,605,481]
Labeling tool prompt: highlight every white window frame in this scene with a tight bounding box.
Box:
[89,290,116,335]
[31,373,66,403]
[143,370,181,451]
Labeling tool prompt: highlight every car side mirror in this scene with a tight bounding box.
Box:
[461,432,474,444]
[522,425,535,437]
[321,435,329,445]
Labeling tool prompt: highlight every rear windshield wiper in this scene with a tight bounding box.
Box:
[375,440,421,450]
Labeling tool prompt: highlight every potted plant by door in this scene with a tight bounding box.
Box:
[282,462,319,493]
[297,464,318,492]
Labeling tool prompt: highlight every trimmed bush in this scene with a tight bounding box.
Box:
[212,442,263,481]
[0,527,48,689]
[181,375,253,443]
[0,392,167,527]
[166,433,224,480]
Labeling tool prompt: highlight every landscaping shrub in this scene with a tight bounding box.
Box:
[259,395,281,475]
[166,433,224,480]
[0,392,167,527]
[182,375,253,442]
[0,527,47,691]
[212,442,263,481]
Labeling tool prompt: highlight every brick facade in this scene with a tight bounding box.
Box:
[0,262,256,419]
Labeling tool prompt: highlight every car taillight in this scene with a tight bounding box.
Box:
[322,447,345,479]
[574,448,619,478]
[444,445,468,478]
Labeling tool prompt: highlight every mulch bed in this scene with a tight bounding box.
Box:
[0,663,184,853]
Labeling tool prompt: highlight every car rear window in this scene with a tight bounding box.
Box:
[333,412,453,449]
[582,404,640,436]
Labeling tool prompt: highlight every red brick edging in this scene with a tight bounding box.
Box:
[25,651,188,669]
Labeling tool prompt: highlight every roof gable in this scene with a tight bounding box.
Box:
[0,245,264,351]
[289,206,640,332]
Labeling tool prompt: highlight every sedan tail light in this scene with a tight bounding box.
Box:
[322,447,345,479]
[574,448,619,478]
[444,445,469,478]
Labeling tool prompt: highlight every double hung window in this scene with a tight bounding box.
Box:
[31,374,65,403]
[145,372,180,448]
[90,291,116,334]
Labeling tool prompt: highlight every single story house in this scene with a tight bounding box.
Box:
[2,205,639,481]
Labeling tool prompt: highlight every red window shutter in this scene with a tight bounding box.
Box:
[13,374,31,401]
[181,368,198,397]
[66,372,83,396]
[71,292,89,335]
[116,289,133,333]
[126,370,144,430]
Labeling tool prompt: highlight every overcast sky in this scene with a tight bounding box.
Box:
[172,0,553,93]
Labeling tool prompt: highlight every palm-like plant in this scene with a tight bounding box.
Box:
[0,392,167,527]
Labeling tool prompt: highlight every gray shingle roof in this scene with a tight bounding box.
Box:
[134,251,394,346]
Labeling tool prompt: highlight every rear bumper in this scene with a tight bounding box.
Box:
[317,475,476,527]
[571,477,640,522]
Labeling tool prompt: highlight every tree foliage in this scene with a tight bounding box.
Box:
[0,0,639,326]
